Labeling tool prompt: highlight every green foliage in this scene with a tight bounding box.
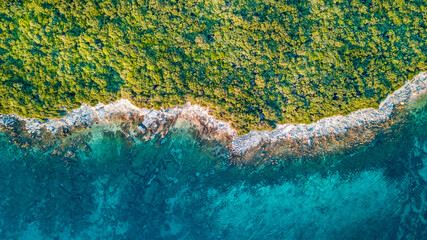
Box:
[0,0,426,133]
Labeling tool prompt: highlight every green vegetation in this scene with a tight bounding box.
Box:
[0,0,426,134]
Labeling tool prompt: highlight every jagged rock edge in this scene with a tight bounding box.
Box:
[0,72,426,156]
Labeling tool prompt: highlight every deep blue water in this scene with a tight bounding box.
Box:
[0,103,426,239]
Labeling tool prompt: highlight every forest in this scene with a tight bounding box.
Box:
[0,0,426,134]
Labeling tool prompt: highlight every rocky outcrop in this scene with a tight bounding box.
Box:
[231,72,427,157]
[1,72,426,161]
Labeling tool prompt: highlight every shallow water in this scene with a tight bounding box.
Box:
[0,104,426,239]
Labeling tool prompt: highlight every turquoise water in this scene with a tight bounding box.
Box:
[0,104,427,239]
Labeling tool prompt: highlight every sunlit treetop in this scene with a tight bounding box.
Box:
[0,0,426,133]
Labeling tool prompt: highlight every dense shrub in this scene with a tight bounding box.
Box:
[1,0,426,133]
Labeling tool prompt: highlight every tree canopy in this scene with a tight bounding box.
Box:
[1,0,426,134]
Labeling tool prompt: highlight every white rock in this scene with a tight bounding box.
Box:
[0,72,426,155]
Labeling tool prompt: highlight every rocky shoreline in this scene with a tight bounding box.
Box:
[1,72,426,161]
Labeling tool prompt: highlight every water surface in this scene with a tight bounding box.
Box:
[0,104,426,239]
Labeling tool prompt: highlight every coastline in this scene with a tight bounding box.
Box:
[1,72,426,161]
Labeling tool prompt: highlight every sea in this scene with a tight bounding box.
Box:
[0,99,426,239]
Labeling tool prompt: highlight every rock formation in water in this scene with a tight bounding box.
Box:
[1,72,426,163]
